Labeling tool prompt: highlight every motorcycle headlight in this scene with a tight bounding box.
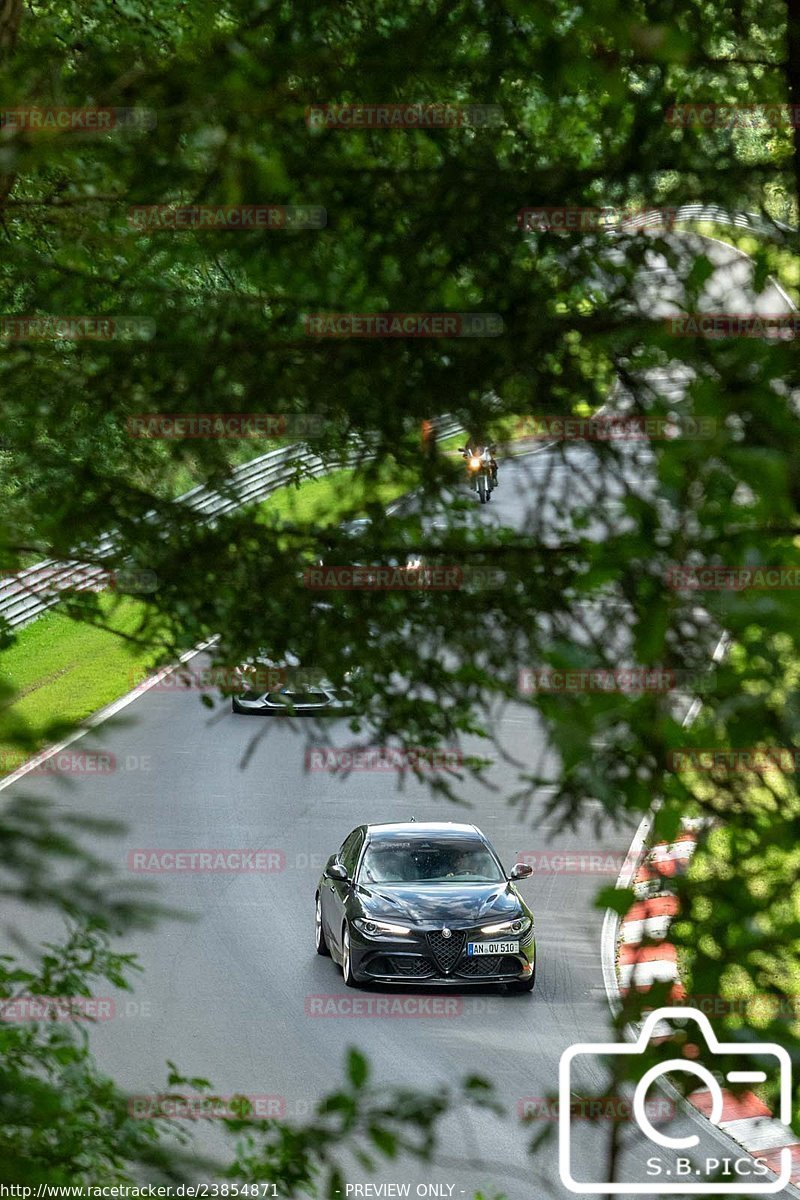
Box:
[353,918,411,938]
[469,456,482,469]
[479,916,532,936]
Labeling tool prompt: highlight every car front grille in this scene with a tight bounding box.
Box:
[458,953,522,978]
[389,956,435,977]
[457,955,501,976]
[426,930,466,974]
[366,955,435,978]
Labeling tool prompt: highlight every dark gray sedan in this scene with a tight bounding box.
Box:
[315,821,536,993]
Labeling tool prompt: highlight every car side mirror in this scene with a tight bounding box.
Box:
[327,862,349,882]
[509,863,533,880]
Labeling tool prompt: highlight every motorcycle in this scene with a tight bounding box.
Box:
[458,444,498,504]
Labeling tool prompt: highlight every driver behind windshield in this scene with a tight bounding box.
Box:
[361,842,500,884]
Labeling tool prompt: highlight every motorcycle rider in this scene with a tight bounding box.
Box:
[463,436,498,488]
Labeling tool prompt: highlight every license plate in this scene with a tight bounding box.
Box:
[467,940,519,956]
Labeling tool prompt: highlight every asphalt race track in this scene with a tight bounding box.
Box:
[4,236,796,1198]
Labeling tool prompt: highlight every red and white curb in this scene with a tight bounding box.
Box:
[606,817,800,1188]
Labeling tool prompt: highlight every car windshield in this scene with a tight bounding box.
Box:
[360,840,503,884]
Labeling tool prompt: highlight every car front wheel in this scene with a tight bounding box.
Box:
[341,923,358,988]
[315,894,330,956]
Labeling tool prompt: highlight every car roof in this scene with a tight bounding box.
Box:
[364,821,484,841]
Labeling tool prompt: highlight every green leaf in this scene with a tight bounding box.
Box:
[594,886,636,915]
[369,1125,398,1158]
[327,1168,345,1200]
[346,1048,369,1090]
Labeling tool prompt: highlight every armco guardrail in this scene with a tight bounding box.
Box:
[0,418,464,631]
[618,203,796,235]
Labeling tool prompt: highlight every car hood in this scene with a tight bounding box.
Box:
[355,882,524,927]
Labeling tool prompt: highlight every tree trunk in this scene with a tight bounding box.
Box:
[0,0,22,218]
[0,0,22,51]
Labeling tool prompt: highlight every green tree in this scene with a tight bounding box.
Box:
[1,0,799,1188]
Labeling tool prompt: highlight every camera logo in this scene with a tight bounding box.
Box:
[558,1007,792,1194]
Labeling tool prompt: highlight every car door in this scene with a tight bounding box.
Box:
[325,828,364,953]
[321,829,356,943]
[320,841,348,940]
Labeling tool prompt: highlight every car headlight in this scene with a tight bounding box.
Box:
[480,916,532,936]
[353,918,411,938]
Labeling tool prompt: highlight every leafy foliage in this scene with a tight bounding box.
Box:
[0,0,799,1187]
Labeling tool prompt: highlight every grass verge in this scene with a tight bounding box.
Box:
[256,463,415,527]
[0,595,162,772]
